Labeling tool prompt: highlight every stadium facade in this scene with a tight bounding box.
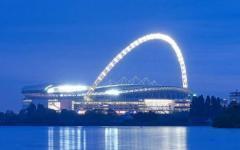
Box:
[22,84,192,114]
[22,33,192,114]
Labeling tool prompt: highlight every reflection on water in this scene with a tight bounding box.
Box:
[105,128,118,150]
[1,126,239,150]
[48,127,187,150]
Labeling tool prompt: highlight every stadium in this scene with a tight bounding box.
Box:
[22,33,192,114]
[22,83,191,114]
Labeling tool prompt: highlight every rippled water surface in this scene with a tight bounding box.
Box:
[0,126,239,150]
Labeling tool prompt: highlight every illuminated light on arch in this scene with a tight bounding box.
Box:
[85,33,188,101]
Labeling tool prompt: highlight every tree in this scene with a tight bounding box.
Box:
[190,95,206,119]
[210,96,223,118]
[204,96,211,118]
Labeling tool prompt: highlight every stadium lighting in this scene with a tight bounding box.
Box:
[85,33,188,101]
[193,93,198,97]
[105,89,120,96]
[46,85,88,93]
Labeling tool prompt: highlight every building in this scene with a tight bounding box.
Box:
[21,33,192,114]
[229,90,240,103]
[22,84,192,114]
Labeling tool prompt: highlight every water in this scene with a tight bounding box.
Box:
[0,126,239,150]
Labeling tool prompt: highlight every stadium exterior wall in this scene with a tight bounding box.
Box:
[22,84,192,114]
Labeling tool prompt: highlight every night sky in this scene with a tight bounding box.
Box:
[0,0,239,111]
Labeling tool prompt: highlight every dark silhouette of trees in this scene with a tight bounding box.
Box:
[18,104,58,124]
[190,95,206,120]
[204,96,211,118]
[189,95,224,125]
[210,97,222,118]
[213,102,240,128]
[0,95,238,127]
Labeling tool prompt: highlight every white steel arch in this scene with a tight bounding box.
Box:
[85,33,188,101]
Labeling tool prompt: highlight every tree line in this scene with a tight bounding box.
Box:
[0,95,239,127]
[0,103,189,126]
[189,95,223,124]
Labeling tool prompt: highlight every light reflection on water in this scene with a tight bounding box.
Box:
[48,127,187,150]
[1,126,240,149]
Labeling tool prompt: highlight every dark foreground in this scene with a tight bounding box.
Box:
[0,126,239,150]
[1,95,240,127]
[0,104,191,126]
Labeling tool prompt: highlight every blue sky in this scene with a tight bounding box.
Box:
[0,0,239,110]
